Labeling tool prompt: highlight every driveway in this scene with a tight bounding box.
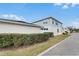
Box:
[40,33,79,56]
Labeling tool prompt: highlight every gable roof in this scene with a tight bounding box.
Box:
[32,17,63,24]
[0,18,42,28]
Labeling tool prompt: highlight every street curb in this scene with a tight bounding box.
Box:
[37,36,71,56]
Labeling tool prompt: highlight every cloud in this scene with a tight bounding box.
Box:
[53,3,79,9]
[71,3,79,7]
[62,4,69,9]
[0,14,26,21]
[53,3,62,6]
[71,4,76,7]
[70,19,79,28]
[1,14,9,18]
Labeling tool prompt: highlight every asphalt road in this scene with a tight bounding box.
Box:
[41,33,79,56]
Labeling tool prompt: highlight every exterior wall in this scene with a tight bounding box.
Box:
[34,18,52,26]
[0,22,41,34]
[34,18,63,35]
[42,25,63,35]
[62,27,70,33]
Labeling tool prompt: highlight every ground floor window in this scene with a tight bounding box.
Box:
[44,28,48,30]
[57,29,59,33]
[41,28,48,30]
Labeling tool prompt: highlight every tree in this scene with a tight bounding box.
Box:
[67,26,74,33]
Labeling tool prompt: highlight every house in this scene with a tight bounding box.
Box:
[62,27,70,33]
[0,18,42,34]
[0,17,63,35]
[32,17,63,35]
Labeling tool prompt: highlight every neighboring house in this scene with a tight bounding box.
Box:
[0,17,64,35]
[0,18,42,34]
[63,27,70,33]
[32,17,63,35]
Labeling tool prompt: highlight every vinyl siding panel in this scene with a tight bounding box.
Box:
[0,22,41,34]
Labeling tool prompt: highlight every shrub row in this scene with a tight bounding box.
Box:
[0,32,54,48]
[62,31,68,35]
[73,29,79,32]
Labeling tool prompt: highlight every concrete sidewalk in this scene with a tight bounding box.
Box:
[39,33,79,56]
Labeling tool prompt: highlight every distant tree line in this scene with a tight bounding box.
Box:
[68,26,79,33]
[73,29,79,32]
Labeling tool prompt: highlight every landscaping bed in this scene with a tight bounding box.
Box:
[0,34,69,56]
[0,32,53,48]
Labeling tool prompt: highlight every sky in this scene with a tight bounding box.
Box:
[0,3,79,28]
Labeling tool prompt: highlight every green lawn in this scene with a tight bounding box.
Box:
[0,34,70,56]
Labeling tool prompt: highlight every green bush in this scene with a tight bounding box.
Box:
[62,31,68,35]
[44,32,54,37]
[0,32,54,48]
[73,29,79,32]
[12,34,25,47]
[0,34,13,48]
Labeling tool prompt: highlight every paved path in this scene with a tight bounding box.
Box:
[41,33,79,56]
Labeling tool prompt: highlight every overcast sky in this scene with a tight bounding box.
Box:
[0,3,79,28]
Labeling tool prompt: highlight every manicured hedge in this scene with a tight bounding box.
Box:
[0,32,54,48]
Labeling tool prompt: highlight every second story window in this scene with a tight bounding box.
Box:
[56,22,58,25]
[43,22,47,24]
[52,21,54,24]
[57,29,59,33]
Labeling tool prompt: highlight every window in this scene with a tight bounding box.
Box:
[43,22,47,24]
[44,28,48,30]
[52,21,54,24]
[41,28,48,30]
[41,28,43,30]
[56,22,58,25]
[57,29,59,33]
